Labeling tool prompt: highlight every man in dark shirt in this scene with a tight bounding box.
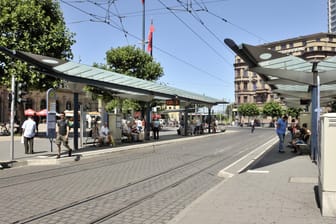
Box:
[55,112,72,159]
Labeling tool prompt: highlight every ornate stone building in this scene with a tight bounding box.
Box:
[0,84,98,123]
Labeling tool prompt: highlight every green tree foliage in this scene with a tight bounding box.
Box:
[285,107,302,118]
[0,0,75,90]
[262,101,283,118]
[104,45,163,80]
[237,103,260,117]
[92,45,164,113]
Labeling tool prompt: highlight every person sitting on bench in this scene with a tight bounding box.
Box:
[291,123,311,155]
[98,122,114,146]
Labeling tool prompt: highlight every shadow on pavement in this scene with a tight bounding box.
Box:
[247,138,312,171]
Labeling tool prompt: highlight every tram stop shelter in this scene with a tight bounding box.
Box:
[0,47,226,150]
[225,38,336,216]
[225,38,336,161]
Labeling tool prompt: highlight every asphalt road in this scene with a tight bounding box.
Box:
[0,127,277,224]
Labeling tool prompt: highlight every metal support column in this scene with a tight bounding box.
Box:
[10,74,15,161]
[184,107,189,136]
[73,92,79,150]
[145,102,151,140]
[208,107,212,134]
[311,65,319,161]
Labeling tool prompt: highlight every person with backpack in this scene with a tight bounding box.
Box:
[55,112,72,159]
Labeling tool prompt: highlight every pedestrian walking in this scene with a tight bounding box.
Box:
[55,112,72,158]
[152,118,160,140]
[33,113,39,135]
[251,119,255,133]
[276,115,288,153]
[21,115,36,154]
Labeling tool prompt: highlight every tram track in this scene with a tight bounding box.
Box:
[12,139,264,224]
[3,129,277,224]
[0,146,176,188]
[12,155,216,224]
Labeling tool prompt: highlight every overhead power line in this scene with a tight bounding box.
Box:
[60,0,230,84]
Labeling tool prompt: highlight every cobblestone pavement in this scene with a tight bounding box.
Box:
[0,128,276,224]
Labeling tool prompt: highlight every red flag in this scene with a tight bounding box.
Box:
[147,22,154,55]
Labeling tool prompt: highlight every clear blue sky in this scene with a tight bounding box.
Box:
[59,0,327,103]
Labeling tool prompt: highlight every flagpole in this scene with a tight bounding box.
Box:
[142,0,146,51]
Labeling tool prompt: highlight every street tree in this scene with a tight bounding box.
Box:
[91,45,164,113]
[0,0,75,90]
[286,107,302,118]
[237,103,260,123]
[262,101,283,119]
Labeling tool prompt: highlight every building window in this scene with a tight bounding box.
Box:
[66,101,72,110]
[25,98,33,110]
[244,96,248,103]
[235,69,240,77]
[309,47,314,51]
[253,82,257,91]
[56,100,60,113]
[243,82,248,90]
[318,46,322,51]
[243,69,248,77]
[40,99,46,110]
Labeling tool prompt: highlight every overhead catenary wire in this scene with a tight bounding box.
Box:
[60,0,229,84]
[174,0,234,62]
[157,0,228,63]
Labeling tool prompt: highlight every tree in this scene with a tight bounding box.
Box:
[92,45,164,113]
[285,107,302,118]
[262,102,283,118]
[0,0,75,90]
[237,103,260,117]
[104,45,163,80]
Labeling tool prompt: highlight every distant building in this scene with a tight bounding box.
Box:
[328,0,336,33]
[0,83,98,123]
[233,32,336,106]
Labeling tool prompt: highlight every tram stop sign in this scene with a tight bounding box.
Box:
[46,88,56,139]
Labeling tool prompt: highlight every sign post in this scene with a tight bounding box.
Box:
[46,88,57,152]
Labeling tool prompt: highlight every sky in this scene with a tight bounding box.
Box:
[59,0,327,104]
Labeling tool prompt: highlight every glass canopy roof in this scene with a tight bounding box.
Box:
[0,47,223,105]
[224,39,336,106]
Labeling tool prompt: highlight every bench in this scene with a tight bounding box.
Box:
[295,134,311,154]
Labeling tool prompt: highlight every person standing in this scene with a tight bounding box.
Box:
[276,115,288,153]
[152,118,160,140]
[55,112,72,159]
[21,115,36,154]
[251,119,255,133]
